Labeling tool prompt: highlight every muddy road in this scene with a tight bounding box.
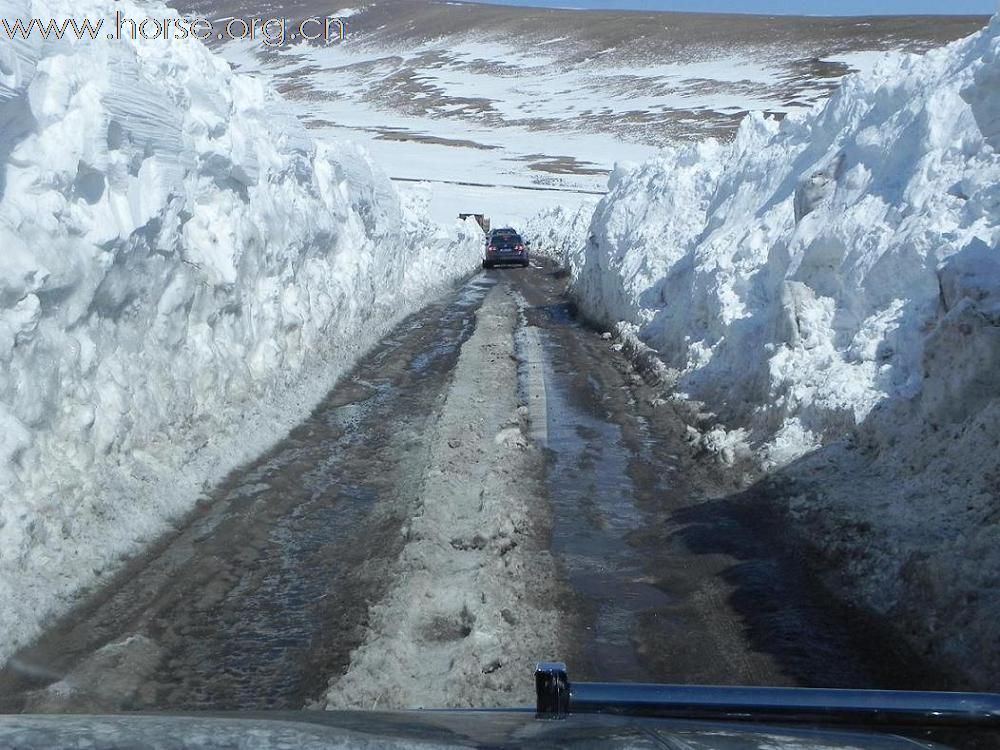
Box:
[0,260,940,713]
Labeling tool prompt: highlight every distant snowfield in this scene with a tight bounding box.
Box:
[201,5,971,225]
[215,36,653,222]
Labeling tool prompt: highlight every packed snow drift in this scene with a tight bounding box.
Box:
[0,0,480,665]
[536,13,1000,687]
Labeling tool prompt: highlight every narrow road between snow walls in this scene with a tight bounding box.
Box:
[0,261,954,714]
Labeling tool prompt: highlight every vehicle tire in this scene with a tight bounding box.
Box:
[483,261,492,270]
[522,260,530,268]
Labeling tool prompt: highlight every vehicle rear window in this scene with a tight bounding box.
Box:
[493,234,521,247]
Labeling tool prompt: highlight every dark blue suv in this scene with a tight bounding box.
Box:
[484,228,529,269]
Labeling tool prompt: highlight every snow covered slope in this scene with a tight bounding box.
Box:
[556,14,1000,686]
[0,0,480,664]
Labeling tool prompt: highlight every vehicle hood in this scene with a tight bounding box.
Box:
[0,710,947,749]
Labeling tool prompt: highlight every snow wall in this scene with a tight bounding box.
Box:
[0,0,481,664]
[549,16,1000,687]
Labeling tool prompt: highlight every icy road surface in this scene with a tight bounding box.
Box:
[0,262,944,712]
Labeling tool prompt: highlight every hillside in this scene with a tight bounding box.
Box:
[169,0,986,222]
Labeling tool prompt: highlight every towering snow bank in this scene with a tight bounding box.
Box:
[573,17,1000,466]
[0,0,479,663]
[563,15,1000,686]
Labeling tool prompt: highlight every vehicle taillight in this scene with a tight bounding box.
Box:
[515,244,524,252]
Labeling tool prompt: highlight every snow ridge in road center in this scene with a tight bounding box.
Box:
[322,285,562,709]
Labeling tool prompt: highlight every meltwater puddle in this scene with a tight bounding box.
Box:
[518,319,670,682]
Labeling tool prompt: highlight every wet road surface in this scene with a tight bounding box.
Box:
[0,260,945,713]
[514,266,938,691]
